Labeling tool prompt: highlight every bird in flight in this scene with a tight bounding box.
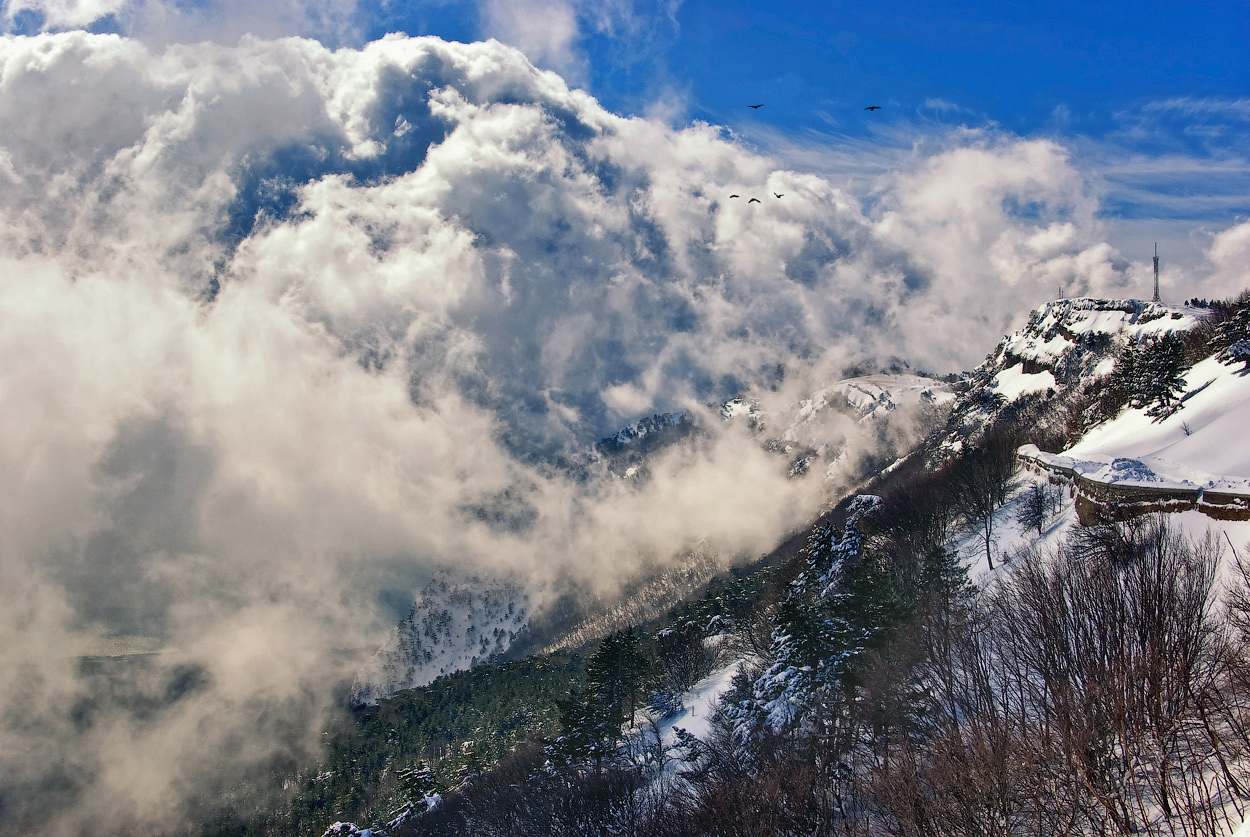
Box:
[774,192,784,198]
[729,194,740,198]
[865,105,881,111]
[748,198,761,203]
[748,104,763,109]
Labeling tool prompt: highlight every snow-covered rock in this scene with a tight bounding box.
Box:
[351,572,532,705]
[936,297,1204,458]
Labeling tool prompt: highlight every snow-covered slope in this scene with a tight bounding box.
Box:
[992,297,1201,379]
[939,297,1203,455]
[358,376,951,703]
[723,372,954,480]
[945,297,1250,576]
[1066,353,1250,483]
[350,573,532,705]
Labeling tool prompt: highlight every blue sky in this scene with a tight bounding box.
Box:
[0,4,1248,822]
[359,2,1247,125]
[352,0,1249,263]
[6,0,1246,257]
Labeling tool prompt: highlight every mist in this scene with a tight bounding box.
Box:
[1,28,1247,833]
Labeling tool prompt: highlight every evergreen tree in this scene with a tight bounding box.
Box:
[585,628,648,731]
[396,759,437,810]
[1140,333,1189,420]
[1220,339,1250,371]
[1211,304,1250,353]
[548,629,649,770]
[549,684,616,768]
[1111,338,1142,406]
[653,619,713,693]
[917,546,974,626]
[748,508,904,737]
[838,548,907,657]
[1017,481,1060,535]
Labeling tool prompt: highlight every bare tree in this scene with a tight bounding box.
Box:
[1016,480,1061,536]
[949,433,1017,570]
[989,518,1230,836]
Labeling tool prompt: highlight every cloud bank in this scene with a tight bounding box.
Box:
[1,30,1246,832]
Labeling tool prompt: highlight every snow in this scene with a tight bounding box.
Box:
[990,364,1055,399]
[724,374,953,440]
[1001,330,1071,366]
[957,339,1250,581]
[720,397,757,420]
[950,471,1080,583]
[952,470,1250,592]
[603,412,686,448]
[1169,507,1250,558]
[1068,355,1250,481]
[652,662,742,747]
[1033,298,1202,341]
[785,375,940,435]
[989,298,1200,385]
[322,823,377,837]
[1022,445,1250,495]
[351,572,533,704]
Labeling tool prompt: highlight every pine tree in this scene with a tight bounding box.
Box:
[548,629,649,770]
[1211,304,1250,353]
[918,545,974,619]
[390,758,438,828]
[653,619,713,693]
[750,512,904,735]
[585,628,648,730]
[1017,481,1060,535]
[549,683,616,768]
[398,759,436,801]
[1112,339,1142,406]
[1220,340,1250,371]
[1140,333,1189,420]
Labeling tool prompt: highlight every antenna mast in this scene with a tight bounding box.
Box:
[1152,243,1160,303]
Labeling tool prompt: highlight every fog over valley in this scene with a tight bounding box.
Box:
[1,5,1248,832]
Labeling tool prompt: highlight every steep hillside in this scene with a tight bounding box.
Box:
[935,297,1203,457]
[354,373,953,704]
[351,574,533,705]
[273,295,1250,837]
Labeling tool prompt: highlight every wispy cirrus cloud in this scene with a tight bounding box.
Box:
[1141,95,1250,121]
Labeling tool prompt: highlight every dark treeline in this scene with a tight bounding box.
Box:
[241,293,1250,836]
[392,322,1250,834]
[400,515,1250,836]
[658,514,1250,837]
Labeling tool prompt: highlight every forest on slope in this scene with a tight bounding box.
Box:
[200,292,1250,837]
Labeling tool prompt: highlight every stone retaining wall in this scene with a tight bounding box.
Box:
[1018,450,1250,525]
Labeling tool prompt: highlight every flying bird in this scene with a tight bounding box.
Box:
[865,105,881,111]
[748,198,761,203]
[774,192,784,198]
[729,194,740,198]
[748,104,763,109]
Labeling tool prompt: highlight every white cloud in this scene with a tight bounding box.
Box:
[474,0,681,80]
[3,0,366,44]
[4,0,128,28]
[1207,220,1250,290]
[1142,96,1250,121]
[1,30,1247,830]
[479,0,583,76]
[923,97,969,114]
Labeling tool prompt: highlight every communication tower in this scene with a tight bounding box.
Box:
[1153,243,1160,303]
